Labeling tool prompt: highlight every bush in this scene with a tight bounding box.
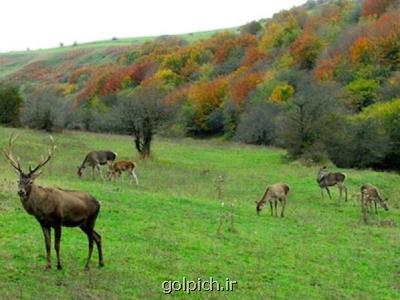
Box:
[326,118,390,168]
[240,21,262,35]
[21,88,69,132]
[0,84,23,126]
[280,76,344,161]
[235,102,282,145]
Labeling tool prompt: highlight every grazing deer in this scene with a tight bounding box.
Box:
[255,183,290,217]
[107,160,138,184]
[5,135,103,270]
[317,166,347,202]
[77,150,117,179]
[361,184,389,214]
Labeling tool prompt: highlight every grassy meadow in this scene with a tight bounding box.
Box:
[0,126,399,299]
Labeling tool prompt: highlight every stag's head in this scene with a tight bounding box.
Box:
[4,135,56,198]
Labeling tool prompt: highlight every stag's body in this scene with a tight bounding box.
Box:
[108,160,138,184]
[256,183,290,217]
[5,135,103,270]
[77,150,117,178]
[317,167,347,202]
[361,184,388,214]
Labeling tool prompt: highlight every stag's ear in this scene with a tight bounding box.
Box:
[14,169,21,177]
[31,171,43,180]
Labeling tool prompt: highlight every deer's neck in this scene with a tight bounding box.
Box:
[20,184,40,215]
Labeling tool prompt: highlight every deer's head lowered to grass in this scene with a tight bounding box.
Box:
[4,134,104,271]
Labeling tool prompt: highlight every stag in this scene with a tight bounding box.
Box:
[317,166,347,202]
[107,160,138,184]
[77,150,117,179]
[5,135,103,270]
[255,183,290,217]
[361,184,389,214]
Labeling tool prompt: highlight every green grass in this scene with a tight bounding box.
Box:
[0,127,399,299]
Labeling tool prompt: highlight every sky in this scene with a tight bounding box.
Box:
[1,0,306,53]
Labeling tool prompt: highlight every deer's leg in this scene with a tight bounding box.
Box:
[96,165,103,179]
[269,201,273,216]
[274,200,278,217]
[280,199,286,218]
[338,185,343,201]
[131,170,139,185]
[374,201,378,214]
[338,182,347,202]
[41,225,51,269]
[325,187,332,200]
[54,225,62,270]
[320,188,324,199]
[93,230,104,267]
[92,166,95,179]
[80,224,94,270]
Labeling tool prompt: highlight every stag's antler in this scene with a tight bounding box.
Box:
[28,136,57,175]
[4,134,23,174]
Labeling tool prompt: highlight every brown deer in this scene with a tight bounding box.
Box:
[5,135,103,270]
[317,166,347,202]
[361,184,389,214]
[255,183,290,217]
[77,150,117,179]
[107,160,138,184]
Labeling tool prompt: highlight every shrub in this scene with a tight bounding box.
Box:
[235,102,282,145]
[240,21,262,35]
[0,84,23,126]
[21,88,70,132]
[280,76,343,161]
[326,118,390,168]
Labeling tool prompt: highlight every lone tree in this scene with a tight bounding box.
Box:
[118,82,170,158]
[0,84,23,126]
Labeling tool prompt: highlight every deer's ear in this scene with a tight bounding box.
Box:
[14,169,21,177]
[254,201,258,204]
[31,171,42,180]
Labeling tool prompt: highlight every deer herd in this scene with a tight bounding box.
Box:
[3,134,391,271]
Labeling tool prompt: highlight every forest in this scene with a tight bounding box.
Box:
[1,0,399,169]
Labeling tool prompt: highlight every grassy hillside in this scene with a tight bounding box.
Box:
[0,28,235,80]
[0,127,399,299]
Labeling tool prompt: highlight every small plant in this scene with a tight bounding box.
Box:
[215,174,237,236]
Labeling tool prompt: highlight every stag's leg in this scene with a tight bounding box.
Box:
[41,225,51,269]
[274,200,278,217]
[269,201,273,216]
[93,230,104,267]
[131,170,139,185]
[320,188,324,199]
[54,225,62,270]
[92,166,95,179]
[374,201,378,214]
